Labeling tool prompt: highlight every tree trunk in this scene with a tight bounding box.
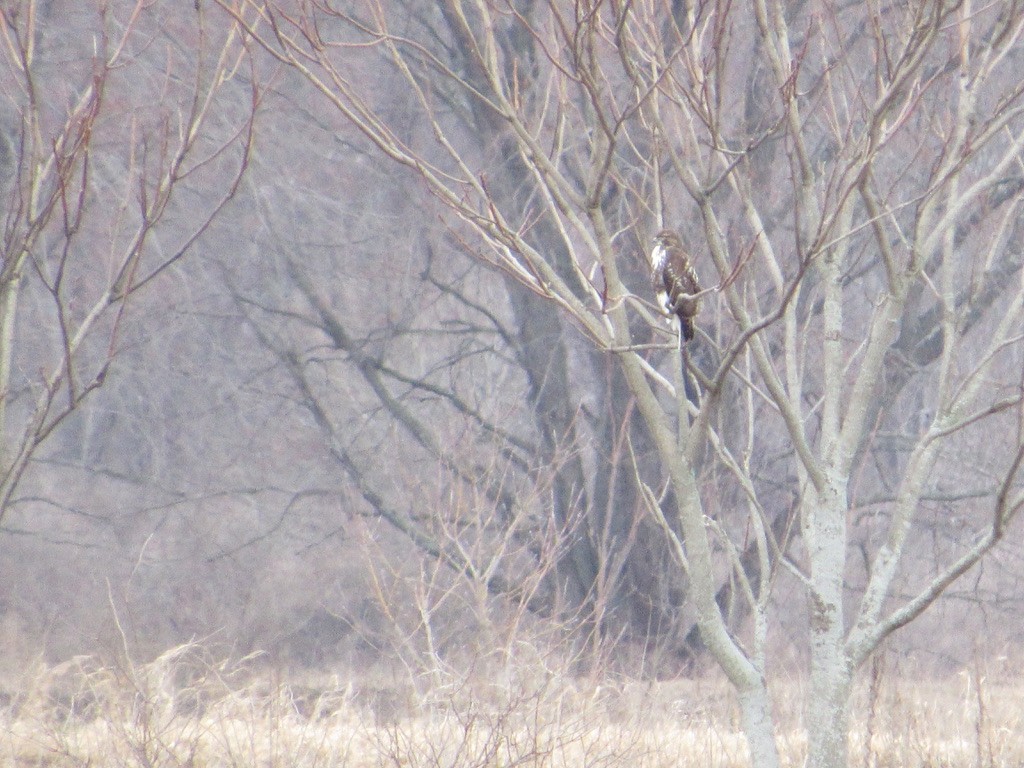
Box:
[807,652,852,768]
[738,682,781,768]
[805,483,853,768]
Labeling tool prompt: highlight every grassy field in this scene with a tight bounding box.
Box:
[1,646,1022,767]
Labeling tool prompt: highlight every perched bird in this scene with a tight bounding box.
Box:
[650,229,701,341]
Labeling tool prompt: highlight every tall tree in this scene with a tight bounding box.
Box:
[219,1,1024,765]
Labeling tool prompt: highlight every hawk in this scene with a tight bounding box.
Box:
[650,229,701,341]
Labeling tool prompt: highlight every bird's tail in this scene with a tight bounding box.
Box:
[679,327,699,405]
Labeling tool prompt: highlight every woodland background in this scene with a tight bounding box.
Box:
[1,0,1022,701]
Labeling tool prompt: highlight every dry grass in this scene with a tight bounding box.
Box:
[0,645,1022,767]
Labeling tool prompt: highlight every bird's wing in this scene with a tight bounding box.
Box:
[665,249,700,310]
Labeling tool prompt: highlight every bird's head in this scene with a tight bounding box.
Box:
[650,229,680,268]
[652,229,680,249]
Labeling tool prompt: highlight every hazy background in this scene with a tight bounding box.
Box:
[1,0,1022,688]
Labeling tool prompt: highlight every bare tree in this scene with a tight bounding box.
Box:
[216,0,1024,766]
[0,2,255,525]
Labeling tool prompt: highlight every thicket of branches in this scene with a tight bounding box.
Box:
[0,1,259,654]
[2,1,1024,766]
[214,1,1024,765]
